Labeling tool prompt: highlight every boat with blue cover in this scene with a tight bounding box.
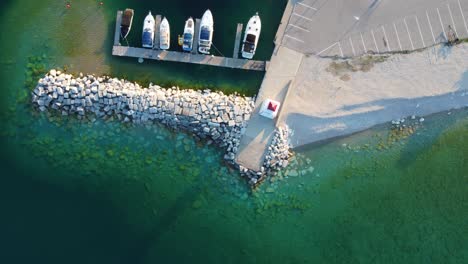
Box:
[182,17,194,52]
[142,11,155,48]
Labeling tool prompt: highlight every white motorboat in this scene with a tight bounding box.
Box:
[142,11,155,48]
[159,17,170,50]
[241,12,261,59]
[182,17,194,52]
[198,9,214,54]
[120,8,134,39]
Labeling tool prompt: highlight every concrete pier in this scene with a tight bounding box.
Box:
[233,23,243,59]
[235,47,303,171]
[112,11,266,71]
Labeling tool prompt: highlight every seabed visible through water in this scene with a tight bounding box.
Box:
[0,0,467,263]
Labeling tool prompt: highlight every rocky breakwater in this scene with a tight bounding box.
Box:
[31,69,291,186]
[238,126,292,186]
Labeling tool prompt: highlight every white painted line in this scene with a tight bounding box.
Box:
[360,33,367,53]
[381,25,391,51]
[415,16,426,47]
[371,29,379,53]
[426,10,436,44]
[349,37,356,56]
[317,42,338,56]
[393,23,403,51]
[284,34,304,43]
[288,23,310,32]
[458,0,468,35]
[404,18,415,50]
[293,12,313,22]
[437,8,447,40]
[447,3,459,36]
[298,2,317,10]
[338,42,344,57]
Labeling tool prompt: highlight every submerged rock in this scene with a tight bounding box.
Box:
[31,70,294,188]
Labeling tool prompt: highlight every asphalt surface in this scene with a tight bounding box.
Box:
[282,0,468,57]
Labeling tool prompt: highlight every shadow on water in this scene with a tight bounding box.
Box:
[0,158,142,264]
[131,184,202,263]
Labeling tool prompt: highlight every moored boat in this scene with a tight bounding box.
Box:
[182,17,194,52]
[142,11,155,48]
[159,17,170,50]
[241,12,261,59]
[120,8,134,39]
[198,10,214,54]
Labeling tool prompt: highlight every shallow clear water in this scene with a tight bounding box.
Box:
[0,0,467,263]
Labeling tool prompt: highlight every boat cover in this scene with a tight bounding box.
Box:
[183,33,193,47]
[200,27,210,40]
[122,10,133,27]
[142,31,153,46]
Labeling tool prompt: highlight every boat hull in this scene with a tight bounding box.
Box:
[241,13,261,59]
[142,12,155,48]
[159,17,170,50]
[120,8,134,39]
[198,10,213,54]
[182,18,194,52]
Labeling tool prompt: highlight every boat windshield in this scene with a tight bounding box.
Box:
[246,34,256,43]
[200,40,210,46]
[142,31,153,45]
[200,27,210,40]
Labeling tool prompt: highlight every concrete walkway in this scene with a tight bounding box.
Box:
[236,0,467,172]
[278,43,468,147]
[235,47,303,171]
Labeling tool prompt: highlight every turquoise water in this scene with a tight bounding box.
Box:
[1,0,467,263]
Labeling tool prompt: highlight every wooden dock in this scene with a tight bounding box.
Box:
[112,11,266,71]
[112,46,266,71]
[192,18,200,54]
[114,11,123,45]
[153,15,161,50]
[233,23,243,59]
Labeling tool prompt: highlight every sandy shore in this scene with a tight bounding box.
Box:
[278,43,468,148]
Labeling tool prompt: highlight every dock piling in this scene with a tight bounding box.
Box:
[233,23,243,59]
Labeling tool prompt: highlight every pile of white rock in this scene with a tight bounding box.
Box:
[32,69,292,186]
[237,126,291,186]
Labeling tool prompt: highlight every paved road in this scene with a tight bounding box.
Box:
[282,0,468,57]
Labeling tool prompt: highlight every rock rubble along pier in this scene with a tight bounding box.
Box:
[32,69,291,186]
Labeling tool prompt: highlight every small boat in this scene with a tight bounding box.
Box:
[159,17,170,50]
[178,35,183,46]
[120,8,134,39]
[182,17,194,52]
[241,12,261,59]
[142,11,155,48]
[198,10,214,54]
